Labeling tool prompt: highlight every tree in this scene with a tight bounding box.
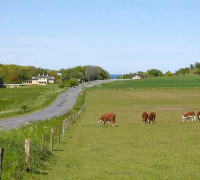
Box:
[164,71,173,77]
[6,71,19,84]
[194,62,200,69]
[0,77,3,87]
[147,69,163,77]
[175,68,190,75]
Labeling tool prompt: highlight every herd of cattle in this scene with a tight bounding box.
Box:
[98,111,200,126]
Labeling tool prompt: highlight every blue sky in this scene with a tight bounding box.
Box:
[0,0,200,74]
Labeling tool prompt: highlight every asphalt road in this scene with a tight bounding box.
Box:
[0,80,114,130]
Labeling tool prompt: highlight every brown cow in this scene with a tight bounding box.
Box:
[182,112,196,122]
[148,112,156,123]
[142,112,148,123]
[197,111,200,121]
[98,112,116,126]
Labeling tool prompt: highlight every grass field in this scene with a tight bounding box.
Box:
[94,75,200,90]
[0,85,65,119]
[26,84,200,179]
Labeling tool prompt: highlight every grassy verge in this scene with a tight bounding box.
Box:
[26,88,200,180]
[0,85,66,119]
[0,88,87,179]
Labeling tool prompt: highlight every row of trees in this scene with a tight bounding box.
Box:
[0,64,110,86]
[60,65,109,82]
[0,64,60,84]
[119,62,200,79]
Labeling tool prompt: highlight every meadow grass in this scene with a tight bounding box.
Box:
[0,85,65,119]
[26,88,200,180]
[94,75,200,90]
[0,88,87,179]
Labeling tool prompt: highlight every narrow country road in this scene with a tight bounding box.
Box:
[0,80,114,130]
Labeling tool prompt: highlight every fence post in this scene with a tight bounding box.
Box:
[50,128,54,151]
[24,138,30,172]
[70,114,74,125]
[67,119,69,130]
[57,124,60,143]
[62,120,65,137]
[0,148,4,180]
[73,114,75,124]
[41,134,44,153]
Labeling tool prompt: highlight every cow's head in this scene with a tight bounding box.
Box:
[98,118,102,124]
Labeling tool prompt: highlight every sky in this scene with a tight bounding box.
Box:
[0,0,200,74]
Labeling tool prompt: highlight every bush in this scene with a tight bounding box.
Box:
[58,79,79,88]
[21,105,29,112]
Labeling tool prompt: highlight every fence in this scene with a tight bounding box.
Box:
[0,95,87,179]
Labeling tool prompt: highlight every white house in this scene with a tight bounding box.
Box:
[132,75,141,80]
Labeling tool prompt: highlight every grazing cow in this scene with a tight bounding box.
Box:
[197,111,200,121]
[181,112,196,122]
[142,112,148,123]
[98,112,116,126]
[148,112,156,123]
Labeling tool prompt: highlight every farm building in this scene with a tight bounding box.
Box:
[3,84,22,88]
[132,75,142,80]
[22,74,55,85]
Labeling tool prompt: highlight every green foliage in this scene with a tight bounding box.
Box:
[175,67,190,75]
[21,104,29,112]
[147,69,163,77]
[164,71,173,76]
[59,79,79,88]
[0,77,3,87]
[0,64,62,84]
[61,65,110,83]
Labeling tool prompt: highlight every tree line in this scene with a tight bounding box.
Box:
[118,62,200,79]
[0,64,110,87]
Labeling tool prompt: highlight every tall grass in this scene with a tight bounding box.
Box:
[0,85,65,119]
[0,88,87,179]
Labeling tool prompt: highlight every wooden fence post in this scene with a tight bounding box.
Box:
[57,125,60,143]
[73,114,75,124]
[71,115,74,125]
[50,128,54,151]
[24,139,30,172]
[41,134,44,153]
[0,148,4,180]
[62,120,65,137]
[67,119,69,130]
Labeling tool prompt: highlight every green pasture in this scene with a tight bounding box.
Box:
[95,75,200,90]
[27,87,200,180]
[0,85,65,119]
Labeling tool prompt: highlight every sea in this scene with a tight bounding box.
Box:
[110,74,123,79]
